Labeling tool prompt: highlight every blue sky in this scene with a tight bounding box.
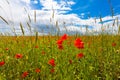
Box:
[30,0,120,18]
[0,0,120,35]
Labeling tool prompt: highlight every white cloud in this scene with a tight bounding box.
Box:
[40,0,72,11]
[21,0,30,4]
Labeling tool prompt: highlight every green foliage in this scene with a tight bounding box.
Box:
[0,35,120,80]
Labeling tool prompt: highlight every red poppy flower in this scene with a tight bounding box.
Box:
[57,39,64,50]
[15,54,23,59]
[74,38,84,49]
[50,68,55,73]
[76,53,84,59]
[48,59,55,67]
[35,45,39,48]
[35,68,41,73]
[57,39,63,45]
[22,71,29,78]
[41,51,46,55]
[0,61,5,66]
[60,34,67,40]
[58,44,63,50]
[5,48,9,51]
[112,42,116,47]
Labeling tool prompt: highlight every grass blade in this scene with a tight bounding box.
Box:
[112,19,115,26]
[108,0,114,17]
[28,14,31,23]
[99,15,103,25]
[118,25,120,35]
[5,0,9,4]
[0,16,9,25]
[20,22,25,35]
[52,6,54,18]
[27,22,32,33]
[34,10,36,23]
[35,31,38,44]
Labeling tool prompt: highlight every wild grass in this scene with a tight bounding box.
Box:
[0,0,120,80]
[0,35,120,80]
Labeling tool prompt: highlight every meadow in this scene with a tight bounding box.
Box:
[0,1,120,79]
[0,34,120,80]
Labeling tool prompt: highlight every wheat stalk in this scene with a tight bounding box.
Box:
[118,25,120,35]
[0,16,9,25]
[27,22,32,34]
[20,23,25,35]
[63,22,68,33]
[34,10,36,23]
[108,0,114,18]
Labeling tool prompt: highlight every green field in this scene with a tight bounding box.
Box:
[0,35,120,80]
[0,0,120,79]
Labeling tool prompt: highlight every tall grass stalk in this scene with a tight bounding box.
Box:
[20,22,25,36]
[0,16,9,25]
[34,10,36,23]
[27,22,32,34]
[35,31,38,44]
[63,22,68,33]
[108,0,114,17]
[55,21,60,37]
